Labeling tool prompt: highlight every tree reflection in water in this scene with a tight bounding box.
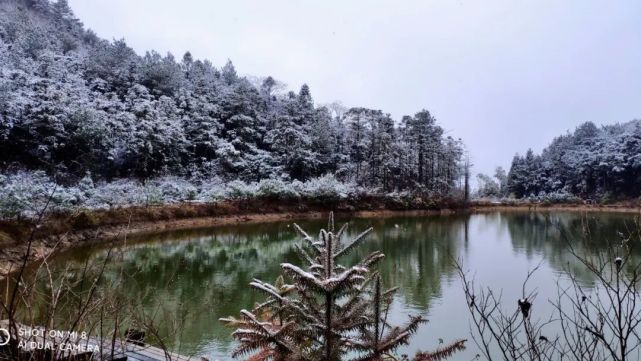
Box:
[22,211,641,360]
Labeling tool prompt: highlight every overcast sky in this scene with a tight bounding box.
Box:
[68,0,641,178]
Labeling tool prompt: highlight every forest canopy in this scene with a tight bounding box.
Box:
[0,0,465,204]
[504,120,641,201]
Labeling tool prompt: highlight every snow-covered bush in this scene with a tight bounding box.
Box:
[0,170,461,220]
[74,174,96,204]
[294,174,354,200]
[85,180,146,209]
[150,177,198,203]
[0,171,63,218]
[222,180,257,200]
[197,177,227,201]
[143,184,164,205]
[530,190,581,204]
[385,190,414,205]
[255,178,300,199]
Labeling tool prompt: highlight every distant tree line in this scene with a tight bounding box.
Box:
[505,121,641,201]
[0,0,465,196]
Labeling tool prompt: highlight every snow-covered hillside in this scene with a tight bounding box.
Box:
[0,0,466,217]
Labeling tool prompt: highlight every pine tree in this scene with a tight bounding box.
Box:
[222,59,239,85]
[344,108,373,184]
[366,112,396,190]
[221,213,466,361]
[0,0,466,195]
[507,154,527,197]
[298,84,313,109]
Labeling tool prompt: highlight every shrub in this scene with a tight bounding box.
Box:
[0,171,57,218]
[0,171,463,220]
[530,190,581,204]
[198,177,227,201]
[143,185,164,206]
[255,178,300,200]
[295,174,354,200]
[152,177,198,203]
[85,180,146,208]
[223,180,256,200]
[74,174,96,204]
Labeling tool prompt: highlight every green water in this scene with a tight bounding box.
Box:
[27,211,641,360]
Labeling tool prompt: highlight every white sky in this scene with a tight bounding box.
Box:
[68,0,641,177]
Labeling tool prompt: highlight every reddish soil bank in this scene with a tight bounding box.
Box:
[0,196,463,276]
[2,197,640,277]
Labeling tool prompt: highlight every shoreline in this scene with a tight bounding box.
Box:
[471,202,641,214]
[2,199,641,277]
[0,197,462,276]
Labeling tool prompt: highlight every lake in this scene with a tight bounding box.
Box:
[27,211,641,360]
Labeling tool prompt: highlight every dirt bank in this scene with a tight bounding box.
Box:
[0,196,463,277]
[2,197,640,277]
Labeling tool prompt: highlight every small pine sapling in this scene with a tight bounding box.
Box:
[221,212,465,360]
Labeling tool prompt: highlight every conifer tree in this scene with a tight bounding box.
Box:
[221,213,466,360]
[0,0,466,196]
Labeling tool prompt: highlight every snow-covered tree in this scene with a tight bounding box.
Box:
[507,120,641,200]
[0,0,466,197]
[220,213,466,360]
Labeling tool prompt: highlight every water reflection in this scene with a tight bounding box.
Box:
[14,211,641,359]
[505,212,641,285]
